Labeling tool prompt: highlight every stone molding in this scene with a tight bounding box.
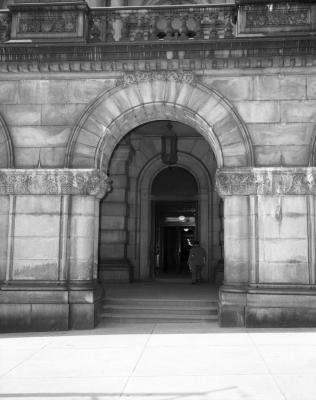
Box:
[216,167,316,197]
[0,169,111,198]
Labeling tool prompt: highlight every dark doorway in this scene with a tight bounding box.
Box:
[151,167,199,280]
[153,201,197,278]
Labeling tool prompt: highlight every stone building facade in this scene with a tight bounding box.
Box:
[1,0,316,331]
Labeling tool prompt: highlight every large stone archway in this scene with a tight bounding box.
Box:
[65,72,253,170]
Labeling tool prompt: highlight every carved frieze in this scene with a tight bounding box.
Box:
[9,1,87,42]
[216,168,316,197]
[18,12,77,34]
[0,169,111,198]
[0,12,10,42]
[116,71,195,87]
[238,3,316,36]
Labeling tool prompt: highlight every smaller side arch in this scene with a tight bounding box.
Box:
[134,152,213,280]
[0,113,13,168]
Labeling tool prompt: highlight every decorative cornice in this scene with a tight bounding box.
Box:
[216,168,316,197]
[0,169,111,198]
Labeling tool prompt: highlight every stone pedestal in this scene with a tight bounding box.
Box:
[0,168,110,332]
[216,167,316,327]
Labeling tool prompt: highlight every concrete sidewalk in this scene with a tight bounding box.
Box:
[1,322,316,400]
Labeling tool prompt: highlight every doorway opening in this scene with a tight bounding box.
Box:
[151,166,199,280]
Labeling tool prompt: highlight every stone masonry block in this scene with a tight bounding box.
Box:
[101,216,125,230]
[281,100,316,123]
[260,238,308,262]
[42,104,85,125]
[306,76,316,99]
[39,147,67,168]
[202,76,253,101]
[19,80,69,104]
[70,215,95,238]
[69,237,94,261]
[0,81,19,104]
[101,202,127,216]
[16,195,61,214]
[13,259,59,280]
[254,145,309,166]
[224,216,249,239]
[99,243,125,259]
[100,230,126,243]
[248,123,313,146]
[10,126,71,148]
[71,196,96,215]
[224,196,249,216]
[259,262,309,284]
[14,237,59,260]
[253,75,306,100]
[0,105,41,125]
[259,214,307,239]
[67,79,116,103]
[235,101,280,123]
[15,214,60,237]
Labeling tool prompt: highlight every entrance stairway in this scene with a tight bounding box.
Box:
[100,297,218,323]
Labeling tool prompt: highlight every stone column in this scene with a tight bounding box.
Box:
[0,169,111,332]
[216,167,316,328]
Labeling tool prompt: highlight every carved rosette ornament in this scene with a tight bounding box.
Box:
[116,71,196,87]
[0,169,112,199]
[216,168,316,197]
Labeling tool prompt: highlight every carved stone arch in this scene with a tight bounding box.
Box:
[0,113,13,168]
[309,125,316,166]
[66,72,253,170]
[133,151,213,280]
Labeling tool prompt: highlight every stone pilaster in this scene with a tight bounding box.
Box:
[0,168,111,332]
[216,167,316,327]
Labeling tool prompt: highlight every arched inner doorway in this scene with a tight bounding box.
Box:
[98,120,223,283]
[152,167,198,280]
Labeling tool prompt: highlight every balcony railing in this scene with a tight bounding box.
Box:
[88,4,236,43]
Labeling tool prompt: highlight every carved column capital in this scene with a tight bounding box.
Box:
[0,169,112,199]
[216,167,316,197]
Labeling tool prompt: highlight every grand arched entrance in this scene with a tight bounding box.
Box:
[98,120,222,283]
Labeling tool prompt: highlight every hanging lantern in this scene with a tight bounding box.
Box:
[161,122,177,165]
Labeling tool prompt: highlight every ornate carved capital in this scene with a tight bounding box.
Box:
[216,168,316,197]
[116,71,196,87]
[0,169,112,199]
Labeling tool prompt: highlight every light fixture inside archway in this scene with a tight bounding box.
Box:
[161,122,178,165]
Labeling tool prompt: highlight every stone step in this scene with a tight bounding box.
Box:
[103,305,217,316]
[105,297,217,308]
[100,312,218,323]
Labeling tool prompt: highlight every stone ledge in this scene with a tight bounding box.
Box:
[216,167,316,196]
[0,168,111,197]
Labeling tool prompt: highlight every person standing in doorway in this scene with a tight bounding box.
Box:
[188,240,206,284]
